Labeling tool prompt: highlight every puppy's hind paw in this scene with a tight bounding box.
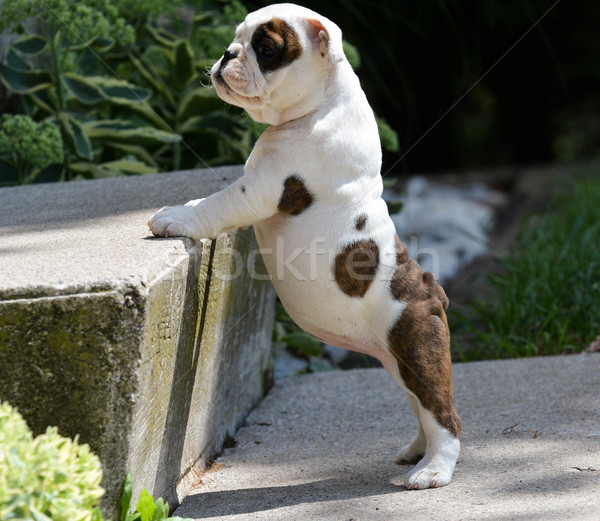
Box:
[403,441,459,490]
[404,464,453,490]
[395,436,426,465]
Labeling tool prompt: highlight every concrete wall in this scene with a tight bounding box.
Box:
[0,167,275,517]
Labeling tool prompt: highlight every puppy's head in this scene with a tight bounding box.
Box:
[211,3,345,125]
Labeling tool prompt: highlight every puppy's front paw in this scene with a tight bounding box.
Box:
[148,205,205,240]
[184,198,205,207]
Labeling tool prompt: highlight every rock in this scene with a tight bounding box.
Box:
[386,175,507,284]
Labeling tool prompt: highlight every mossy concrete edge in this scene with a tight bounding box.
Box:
[0,168,275,519]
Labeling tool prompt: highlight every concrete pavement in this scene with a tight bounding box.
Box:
[175,354,600,520]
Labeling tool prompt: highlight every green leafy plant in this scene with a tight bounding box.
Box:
[120,474,191,521]
[376,117,400,154]
[0,1,397,185]
[452,174,600,360]
[0,401,104,521]
[0,0,182,181]
[114,1,252,171]
[0,401,195,521]
[0,0,255,183]
[0,113,63,184]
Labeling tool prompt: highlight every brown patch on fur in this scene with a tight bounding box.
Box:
[395,234,409,264]
[334,239,380,297]
[389,302,461,438]
[251,18,303,73]
[277,175,314,216]
[355,214,368,231]
[388,234,459,437]
[390,260,434,302]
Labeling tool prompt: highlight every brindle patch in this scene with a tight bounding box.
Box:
[277,175,314,215]
[388,301,460,438]
[251,18,303,73]
[333,239,380,297]
[387,234,459,437]
[394,234,408,264]
[355,214,368,231]
[390,261,440,304]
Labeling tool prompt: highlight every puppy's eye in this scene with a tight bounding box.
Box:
[258,43,276,57]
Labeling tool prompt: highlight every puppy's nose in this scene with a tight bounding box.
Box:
[222,49,238,66]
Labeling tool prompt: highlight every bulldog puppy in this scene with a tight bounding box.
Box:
[148,3,461,489]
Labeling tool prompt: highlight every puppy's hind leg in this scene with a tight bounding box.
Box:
[395,395,426,464]
[404,403,460,490]
[386,298,461,490]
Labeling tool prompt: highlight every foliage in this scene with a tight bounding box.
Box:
[0,0,250,184]
[0,1,131,44]
[113,1,252,171]
[0,401,193,521]
[0,114,63,184]
[120,474,191,521]
[0,0,180,181]
[0,0,398,185]
[342,40,361,70]
[0,401,104,521]
[452,175,600,360]
[376,117,399,154]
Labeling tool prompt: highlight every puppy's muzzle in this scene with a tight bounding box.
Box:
[221,49,238,68]
[213,49,238,87]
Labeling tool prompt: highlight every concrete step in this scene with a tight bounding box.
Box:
[0,167,275,519]
[175,354,600,521]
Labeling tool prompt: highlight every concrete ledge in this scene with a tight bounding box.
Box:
[0,167,275,518]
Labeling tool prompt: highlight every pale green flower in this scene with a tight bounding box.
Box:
[0,402,105,521]
[0,114,63,183]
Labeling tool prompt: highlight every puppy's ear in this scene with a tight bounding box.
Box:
[306,18,344,63]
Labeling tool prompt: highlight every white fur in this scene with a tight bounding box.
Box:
[148,3,459,489]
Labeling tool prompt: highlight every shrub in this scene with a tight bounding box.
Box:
[120,473,192,521]
[0,114,63,185]
[0,401,104,521]
[113,1,253,172]
[0,0,398,185]
[0,0,248,183]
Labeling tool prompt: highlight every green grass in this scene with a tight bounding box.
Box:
[452,176,600,361]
